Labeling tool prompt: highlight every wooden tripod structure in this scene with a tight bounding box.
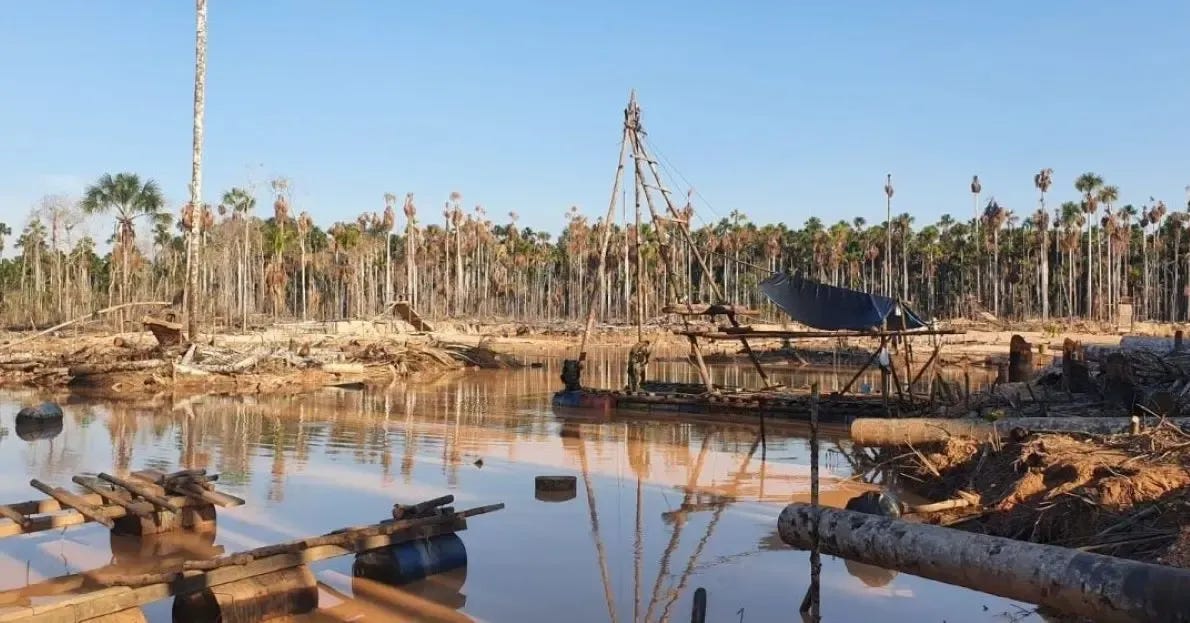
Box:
[575,91,773,393]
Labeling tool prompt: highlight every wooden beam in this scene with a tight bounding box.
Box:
[679,329,963,340]
[660,304,758,316]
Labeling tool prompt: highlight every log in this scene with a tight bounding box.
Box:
[0,505,29,528]
[849,417,1190,447]
[321,362,367,375]
[71,477,152,517]
[0,301,170,352]
[661,303,758,316]
[777,504,1190,623]
[69,360,167,377]
[98,473,182,513]
[28,480,115,529]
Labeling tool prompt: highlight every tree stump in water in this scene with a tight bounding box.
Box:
[1061,338,1092,393]
[143,316,183,347]
[1008,334,1033,382]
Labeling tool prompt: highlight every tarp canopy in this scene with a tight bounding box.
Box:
[759,273,928,332]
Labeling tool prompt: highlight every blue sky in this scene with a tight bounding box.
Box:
[2,1,1189,243]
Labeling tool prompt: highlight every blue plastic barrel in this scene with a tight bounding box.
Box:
[354,533,467,586]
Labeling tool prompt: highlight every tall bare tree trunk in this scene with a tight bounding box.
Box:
[1040,194,1050,321]
[186,0,207,341]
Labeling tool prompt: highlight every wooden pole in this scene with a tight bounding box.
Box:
[71,477,151,517]
[778,504,1190,623]
[799,384,821,621]
[98,473,181,514]
[838,335,888,396]
[576,112,630,364]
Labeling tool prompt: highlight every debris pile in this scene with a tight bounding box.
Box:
[872,419,1190,566]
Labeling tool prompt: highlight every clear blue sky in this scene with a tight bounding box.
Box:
[2,1,1189,241]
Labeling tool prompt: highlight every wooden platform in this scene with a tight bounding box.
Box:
[0,497,503,623]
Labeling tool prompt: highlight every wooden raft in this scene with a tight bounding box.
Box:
[0,470,243,539]
[0,498,504,623]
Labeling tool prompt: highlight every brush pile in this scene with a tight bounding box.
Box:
[953,347,1190,419]
[879,418,1190,567]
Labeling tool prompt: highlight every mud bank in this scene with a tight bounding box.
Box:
[0,328,522,400]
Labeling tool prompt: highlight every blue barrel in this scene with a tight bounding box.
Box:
[353,534,467,586]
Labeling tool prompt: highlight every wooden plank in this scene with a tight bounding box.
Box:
[161,482,243,508]
[27,481,114,529]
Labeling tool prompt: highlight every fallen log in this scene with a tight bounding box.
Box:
[0,301,170,352]
[68,360,167,376]
[777,504,1190,623]
[850,417,1190,447]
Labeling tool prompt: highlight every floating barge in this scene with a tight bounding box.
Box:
[556,95,963,424]
[553,380,934,423]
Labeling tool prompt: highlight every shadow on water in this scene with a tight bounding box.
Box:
[0,357,1032,622]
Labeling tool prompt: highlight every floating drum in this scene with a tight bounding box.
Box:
[353,533,468,586]
[15,402,64,441]
[172,566,317,623]
[15,417,63,441]
[353,560,468,611]
[844,490,902,519]
[535,475,577,502]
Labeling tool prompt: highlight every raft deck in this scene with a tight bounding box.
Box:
[553,386,922,423]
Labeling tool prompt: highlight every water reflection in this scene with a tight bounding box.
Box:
[0,360,1031,622]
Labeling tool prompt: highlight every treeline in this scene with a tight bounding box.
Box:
[1,170,1186,329]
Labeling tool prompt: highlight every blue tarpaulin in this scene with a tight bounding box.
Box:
[759,273,928,332]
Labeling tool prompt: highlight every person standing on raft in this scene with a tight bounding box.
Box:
[627,340,651,393]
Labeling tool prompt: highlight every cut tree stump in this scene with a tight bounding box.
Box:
[143,316,183,347]
[393,301,434,332]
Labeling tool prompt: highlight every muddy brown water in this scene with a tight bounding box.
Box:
[0,357,1024,622]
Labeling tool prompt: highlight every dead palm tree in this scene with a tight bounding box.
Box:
[183,0,208,340]
[1033,168,1053,319]
[403,194,417,305]
[971,174,982,303]
[883,174,894,296]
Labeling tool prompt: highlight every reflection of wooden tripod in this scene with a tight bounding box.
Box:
[574,424,761,623]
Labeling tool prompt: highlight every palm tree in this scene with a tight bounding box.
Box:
[883,174,894,296]
[1074,172,1104,317]
[220,187,255,330]
[983,199,1008,315]
[1096,185,1119,317]
[185,0,208,340]
[1033,169,1053,319]
[297,211,313,319]
[80,173,166,314]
